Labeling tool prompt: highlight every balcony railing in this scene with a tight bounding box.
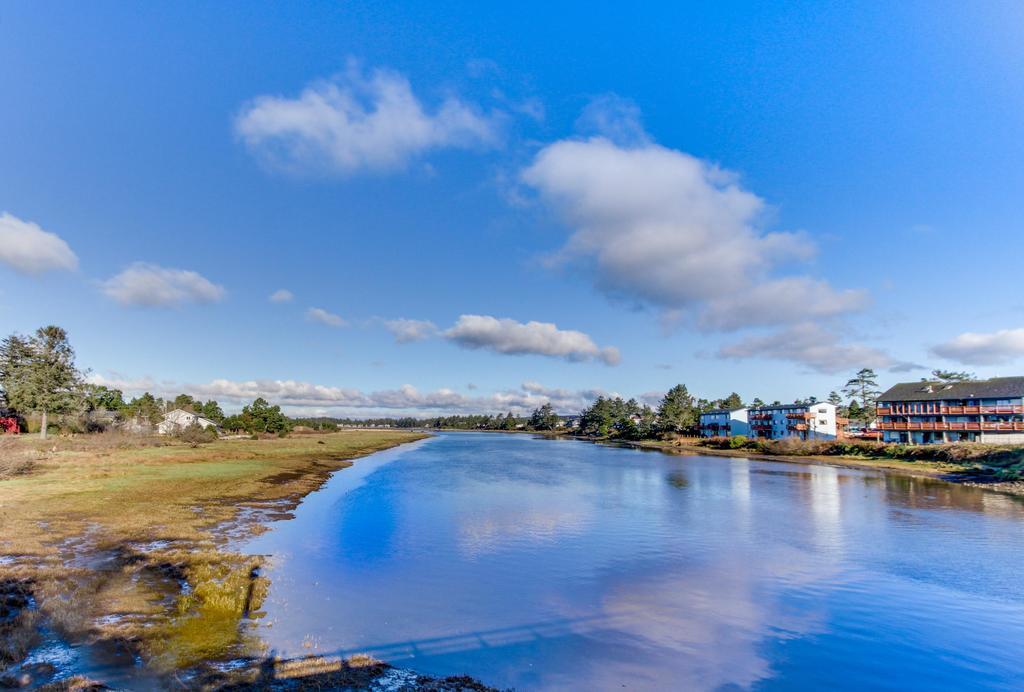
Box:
[876,405,1024,416]
[876,421,1024,432]
[788,423,808,431]
[786,412,813,420]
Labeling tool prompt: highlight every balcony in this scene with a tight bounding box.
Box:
[876,405,1024,416]
[786,412,813,421]
[788,423,808,432]
[876,421,1024,432]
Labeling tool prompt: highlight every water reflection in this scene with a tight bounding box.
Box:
[244,433,1024,690]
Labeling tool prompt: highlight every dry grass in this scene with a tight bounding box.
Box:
[0,430,427,673]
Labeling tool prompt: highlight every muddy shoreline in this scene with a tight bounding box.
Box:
[0,432,474,690]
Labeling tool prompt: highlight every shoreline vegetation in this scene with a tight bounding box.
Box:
[0,430,484,690]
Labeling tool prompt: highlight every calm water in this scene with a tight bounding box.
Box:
[244,433,1024,690]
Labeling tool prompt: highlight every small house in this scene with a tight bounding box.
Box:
[158,409,219,435]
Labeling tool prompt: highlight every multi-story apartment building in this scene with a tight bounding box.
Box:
[876,377,1024,444]
[700,402,843,440]
[698,408,749,438]
[747,402,842,441]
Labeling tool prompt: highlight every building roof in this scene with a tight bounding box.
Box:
[878,377,1024,402]
[751,402,831,412]
[162,408,218,426]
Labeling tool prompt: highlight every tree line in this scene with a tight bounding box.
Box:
[0,325,290,437]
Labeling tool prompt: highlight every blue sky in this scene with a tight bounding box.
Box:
[3,1,1024,415]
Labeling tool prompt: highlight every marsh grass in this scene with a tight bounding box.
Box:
[0,430,426,674]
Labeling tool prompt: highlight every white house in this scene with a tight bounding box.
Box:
[748,402,842,441]
[699,408,750,437]
[157,409,219,435]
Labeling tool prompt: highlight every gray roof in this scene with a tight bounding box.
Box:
[702,407,745,415]
[751,402,827,411]
[878,377,1024,402]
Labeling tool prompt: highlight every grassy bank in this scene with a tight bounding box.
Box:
[620,435,1024,479]
[0,430,427,685]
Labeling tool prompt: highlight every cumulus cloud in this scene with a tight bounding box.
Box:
[520,118,864,334]
[932,328,1024,365]
[0,212,78,274]
[235,63,501,175]
[717,323,897,374]
[700,278,869,332]
[101,263,225,307]
[269,289,294,303]
[306,307,347,328]
[444,314,620,365]
[383,318,438,343]
[87,373,604,416]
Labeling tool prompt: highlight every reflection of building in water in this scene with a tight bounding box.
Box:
[807,467,844,553]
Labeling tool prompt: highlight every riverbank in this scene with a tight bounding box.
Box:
[619,438,960,475]
[598,436,1024,496]
[0,430,429,688]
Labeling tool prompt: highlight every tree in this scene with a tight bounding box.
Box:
[221,414,245,433]
[241,397,291,435]
[847,399,864,423]
[827,390,848,417]
[719,392,743,410]
[126,392,164,425]
[926,369,975,383]
[0,334,33,412]
[502,410,518,430]
[751,397,765,408]
[529,403,560,431]
[198,399,225,423]
[82,384,126,413]
[579,396,612,436]
[0,326,82,438]
[657,384,697,433]
[843,368,881,424]
[172,393,198,412]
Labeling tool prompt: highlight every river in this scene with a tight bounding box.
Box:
[243,432,1024,690]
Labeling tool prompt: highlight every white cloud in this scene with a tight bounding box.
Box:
[574,94,650,147]
[101,263,225,307]
[88,373,603,417]
[700,278,869,332]
[0,212,78,274]
[383,318,438,343]
[306,307,347,328]
[717,323,896,374]
[520,122,863,333]
[235,62,501,175]
[269,289,294,303]
[444,314,620,365]
[932,328,1024,365]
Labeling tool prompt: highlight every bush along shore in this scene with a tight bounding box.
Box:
[0,430,450,690]
[626,435,1024,488]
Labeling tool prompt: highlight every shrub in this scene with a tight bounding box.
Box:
[727,435,748,449]
[175,422,218,448]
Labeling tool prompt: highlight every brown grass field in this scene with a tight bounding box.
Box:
[0,430,427,678]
